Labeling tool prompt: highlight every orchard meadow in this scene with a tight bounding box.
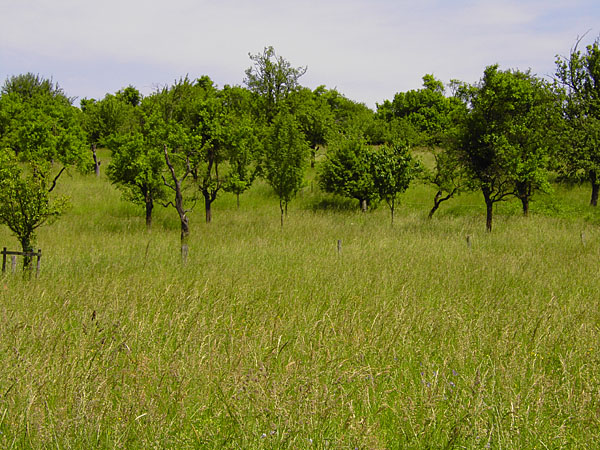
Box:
[1,152,599,449]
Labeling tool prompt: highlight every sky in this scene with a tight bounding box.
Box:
[1,0,600,109]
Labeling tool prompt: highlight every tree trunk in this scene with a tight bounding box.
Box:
[591,171,599,207]
[280,199,284,229]
[180,217,190,263]
[19,236,33,271]
[204,191,212,223]
[181,218,190,243]
[92,144,100,177]
[428,190,443,219]
[163,145,191,260]
[145,196,153,229]
[520,196,530,217]
[485,197,493,232]
[236,193,240,209]
[516,181,531,216]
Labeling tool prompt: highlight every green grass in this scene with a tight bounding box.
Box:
[1,158,600,448]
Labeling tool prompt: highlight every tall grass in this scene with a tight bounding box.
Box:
[1,161,599,448]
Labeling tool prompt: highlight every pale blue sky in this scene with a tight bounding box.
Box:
[1,0,599,108]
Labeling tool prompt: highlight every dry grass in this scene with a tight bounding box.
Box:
[1,165,599,448]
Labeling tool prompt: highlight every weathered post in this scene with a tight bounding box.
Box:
[2,247,6,273]
[337,239,342,256]
[11,255,17,273]
[466,235,472,249]
[181,244,189,264]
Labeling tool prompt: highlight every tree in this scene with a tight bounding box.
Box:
[106,130,168,229]
[457,65,558,231]
[370,143,419,224]
[245,46,307,122]
[144,80,198,251]
[319,87,383,144]
[186,78,225,223]
[221,85,262,207]
[319,133,378,212]
[177,79,261,223]
[0,152,68,268]
[511,76,560,215]
[289,87,335,167]
[263,112,309,227]
[555,36,600,206]
[0,73,89,267]
[377,74,461,147]
[0,73,89,170]
[81,87,140,176]
[424,147,466,219]
[379,75,470,217]
[116,85,141,107]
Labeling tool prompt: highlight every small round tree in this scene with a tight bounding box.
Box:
[263,112,309,227]
[370,143,419,224]
[319,133,378,212]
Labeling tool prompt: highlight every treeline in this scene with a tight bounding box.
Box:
[1,40,600,265]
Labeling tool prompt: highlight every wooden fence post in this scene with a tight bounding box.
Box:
[181,244,189,264]
[1,248,42,276]
[337,239,342,256]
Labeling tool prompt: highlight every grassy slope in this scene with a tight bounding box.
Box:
[1,154,599,449]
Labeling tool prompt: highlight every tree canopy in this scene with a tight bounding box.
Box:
[457,65,559,230]
[555,36,600,205]
[0,73,87,266]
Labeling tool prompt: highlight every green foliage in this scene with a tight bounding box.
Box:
[106,130,167,228]
[377,74,464,147]
[245,46,307,122]
[115,85,141,107]
[221,87,262,204]
[263,112,309,224]
[458,65,560,229]
[319,87,383,144]
[0,73,88,262]
[423,147,467,218]
[0,73,89,170]
[0,150,68,258]
[288,87,336,165]
[555,36,600,204]
[319,133,378,210]
[370,143,419,223]
[81,93,137,147]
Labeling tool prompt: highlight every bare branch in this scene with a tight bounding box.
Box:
[48,166,66,193]
[162,174,175,191]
